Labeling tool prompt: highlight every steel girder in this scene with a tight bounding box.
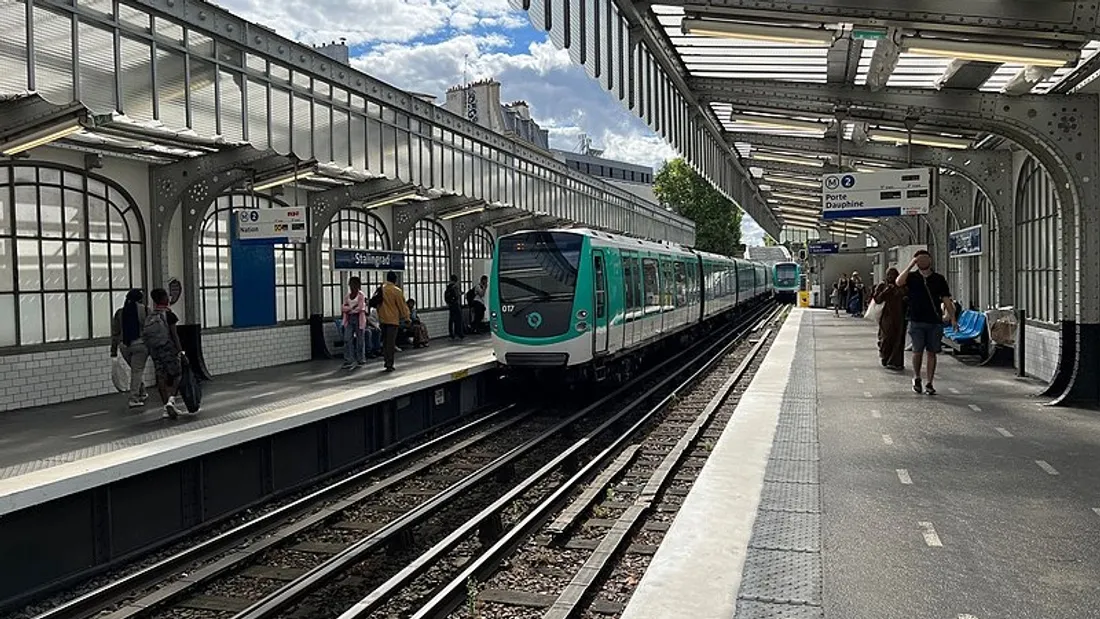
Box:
[149,146,297,320]
[303,178,416,314]
[391,196,482,253]
[731,132,1014,304]
[662,1,1100,40]
[696,81,1100,356]
[827,36,863,85]
[496,215,564,236]
[514,0,781,237]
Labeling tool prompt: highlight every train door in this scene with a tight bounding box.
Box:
[592,250,610,356]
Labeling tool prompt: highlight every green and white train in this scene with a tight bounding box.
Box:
[488,228,772,381]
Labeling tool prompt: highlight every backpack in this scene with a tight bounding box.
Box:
[368,286,384,309]
[466,288,478,306]
[143,310,172,351]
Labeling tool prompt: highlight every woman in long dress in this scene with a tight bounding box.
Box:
[873,267,906,370]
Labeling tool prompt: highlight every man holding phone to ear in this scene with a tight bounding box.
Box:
[896,250,957,395]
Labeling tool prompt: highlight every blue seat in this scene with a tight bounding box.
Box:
[945,310,985,342]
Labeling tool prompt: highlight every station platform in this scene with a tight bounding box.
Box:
[623,308,1100,619]
[0,337,499,608]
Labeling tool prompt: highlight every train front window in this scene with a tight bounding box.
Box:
[776,263,798,287]
[497,232,582,305]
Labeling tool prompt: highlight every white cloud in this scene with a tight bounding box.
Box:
[741,216,766,247]
[215,0,524,46]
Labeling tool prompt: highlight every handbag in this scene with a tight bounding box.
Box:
[864,299,884,323]
[111,355,131,392]
[178,358,202,414]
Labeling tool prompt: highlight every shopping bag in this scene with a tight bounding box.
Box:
[864,299,884,323]
[112,355,131,392]
[179,358,202,413]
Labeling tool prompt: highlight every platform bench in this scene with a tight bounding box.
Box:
[942,309,988,356]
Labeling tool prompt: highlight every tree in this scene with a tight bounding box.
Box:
[763,235,777,246]
[653,159,743,255]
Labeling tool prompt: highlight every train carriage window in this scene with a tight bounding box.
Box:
[623,255,635,319]
[662,259,675,311]
[631,257,643,315]
[593,253,606,319]
[642,258,659,314]
[673,261,686,308]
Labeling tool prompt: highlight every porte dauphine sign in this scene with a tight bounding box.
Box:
[332,248,406,271]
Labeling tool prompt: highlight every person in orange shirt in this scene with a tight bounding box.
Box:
[374,271,411,372]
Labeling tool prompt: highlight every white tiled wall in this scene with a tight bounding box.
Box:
[204,325,312,375]
[1022,325,1060,384]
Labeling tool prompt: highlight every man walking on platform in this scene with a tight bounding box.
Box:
[896,250,957,395]
[374,271,411,372]
[445,274,465,340]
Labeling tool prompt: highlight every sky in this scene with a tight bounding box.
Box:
[216,0,766,246]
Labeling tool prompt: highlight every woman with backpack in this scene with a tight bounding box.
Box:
[144,288,187,419]
[111,288,150,408]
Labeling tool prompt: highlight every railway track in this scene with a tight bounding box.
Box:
[22,301,779,619]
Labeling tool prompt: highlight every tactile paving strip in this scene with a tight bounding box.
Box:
[748,511,821,552]
[734,600,825,619]
[737,549,823,605]
[764,458,820,484]
[736,312,823,616]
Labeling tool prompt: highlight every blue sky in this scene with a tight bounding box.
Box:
[218,0,765,245]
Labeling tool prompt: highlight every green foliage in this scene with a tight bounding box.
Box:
[763,235,777,246]
[654,158,743,256]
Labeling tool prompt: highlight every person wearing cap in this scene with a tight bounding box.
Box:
[110,288,150,408]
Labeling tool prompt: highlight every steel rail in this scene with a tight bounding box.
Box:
[230,305,774,619]
[339,302,778,619]
[31,403,521,619]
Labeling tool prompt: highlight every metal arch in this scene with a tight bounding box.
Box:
[661,1,1100,39]
[697,79,1098,329]
[867,223,902,249]
[391,197,482,252]
[306,178,415,239]
[496,215,563,237]
[450,210,515,278]
[732,133,1018,302]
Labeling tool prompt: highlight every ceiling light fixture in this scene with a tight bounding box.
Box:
[867,129,972,150]
[731,113,830,133]
[440,205,486,220]
[252,169,317,191]
[681,17,837,45]
[765,176,820,189]
[901,38,1079,68]
[363,191,420,209]
[1,118,85,156]
[751,153,825,167]
[771,191,821,203]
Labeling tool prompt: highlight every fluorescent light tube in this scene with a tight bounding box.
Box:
[253,170,316,191]
[682,18,836,45]
[751,153,825,167]
[732,113,830,132]
[1,120,84,155]
[901,38,1078,68]
[765,176,820,189]
[363,192,420,209]
[440,206,486,220]
[867,129,971,149]
[771,191,820,203]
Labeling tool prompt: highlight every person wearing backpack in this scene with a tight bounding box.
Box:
[445,274,464,340]
[145,287,187,419]
[110,288,150,408]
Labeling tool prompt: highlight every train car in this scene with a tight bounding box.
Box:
[772,261,801,303]
[488,228,769,381]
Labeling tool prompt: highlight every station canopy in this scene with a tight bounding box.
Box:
[644,3,1100,239]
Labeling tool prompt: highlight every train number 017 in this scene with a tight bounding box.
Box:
[501,304,515,313]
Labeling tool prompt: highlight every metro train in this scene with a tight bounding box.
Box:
[772,261,802,303]
[488,228,772,381]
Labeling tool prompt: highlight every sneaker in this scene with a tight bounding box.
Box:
[341,362,355,370]
[127,398,144,409]
[163,401,179,419]
[912,377,923,394]
[924,383,937,396]
[356,360,367,367]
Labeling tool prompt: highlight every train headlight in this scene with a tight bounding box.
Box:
[490,311,498,319]
[575,321,588,332]
[576,309,588,320]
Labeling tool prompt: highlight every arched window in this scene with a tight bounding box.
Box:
[404,220,450,309]
[1015,158,1061,323]
[320,209,390,317]
[198,194,306,328]
[461,227,494,288]
[0,163,145,346]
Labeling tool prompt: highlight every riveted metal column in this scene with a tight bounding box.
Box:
[149,147,295,320]
[926,202,949,273]
[391,196,481,252]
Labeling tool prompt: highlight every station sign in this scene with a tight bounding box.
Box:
[235,207,308,243]
[332,248,406,271]
[821,167,932,219]
[948,224,983,258]
[808,241,840,255]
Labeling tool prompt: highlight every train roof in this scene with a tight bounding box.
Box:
[504,227,766,266]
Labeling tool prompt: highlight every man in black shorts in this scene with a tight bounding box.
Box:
[896,250,957,395]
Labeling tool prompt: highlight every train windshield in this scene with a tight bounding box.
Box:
[497,232,582,304]
[776,263,798,286]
